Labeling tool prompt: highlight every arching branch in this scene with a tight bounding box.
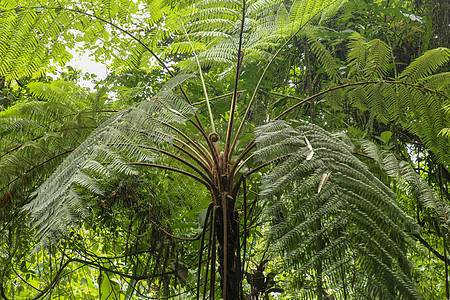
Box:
[274,80,441,121]
[128,162,216,193]
[231,80,443,171]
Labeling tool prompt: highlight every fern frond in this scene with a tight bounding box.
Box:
[247,0,283,15]
[347,32,368,78]
[360,140,450,233]
[400,47,450,83]
[0,7,80,79]
[20,86,204,240]
[366,39,392,79]
[347,35,392,80]
[419,72,450,93]
[0,80,128,227]
[256,120,421,299]
[308,34,340,82]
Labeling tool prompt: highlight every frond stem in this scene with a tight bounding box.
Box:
[181,22,215,133]
[230,141,255,179]
[224,0,246,160]
[232,154,292,198]
[274,80,444,121]
[245,155,288,176]
[232,153,254,177]
[114,145,214,187]
[192,91,245,106]
[137,126,211,170]
[128,162,214,192]
[231,80,439,170]
[160,120,213,166]
[189,118,221,171]
[229,12,314,159]
[172,140,211,172]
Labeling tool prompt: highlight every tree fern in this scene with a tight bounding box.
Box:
[4,0,448,298]
[339,34,450,162]
[181,0,347,77]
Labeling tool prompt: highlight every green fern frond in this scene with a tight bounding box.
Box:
[318,0,347,23]
[197,41,236,66]
[347,32,368,78]
[181,0,347,74]
[159,73,197,93]
[344,71,450,163]
[439,128,450,137]
[308,34,340,82]
[366,39,392,79]
[289,0,323,24]
[27,80,91,106]
[100,0,136,22]
[347,35,392,80]
[163,41,207,55]
[419,72,450,93]
[20,86,200,239]
[255,120,421,299]
[184,0,240,35]
[0,2,174,78]
[360,140,450,233]
[0,7,79,79]
[247,0,282,15]
[379,84,403,122]
[0,80,124,228]
[400,47,450,83]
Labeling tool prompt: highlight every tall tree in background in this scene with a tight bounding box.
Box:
[0,0,449,299]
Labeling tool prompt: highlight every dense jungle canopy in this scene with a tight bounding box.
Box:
[0,0,449,299]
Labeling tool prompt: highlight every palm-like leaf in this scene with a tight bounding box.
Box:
[0,81,116,222]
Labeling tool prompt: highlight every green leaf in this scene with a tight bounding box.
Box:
[380,130,392,144]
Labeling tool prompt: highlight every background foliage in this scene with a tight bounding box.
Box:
[1,0,449,299]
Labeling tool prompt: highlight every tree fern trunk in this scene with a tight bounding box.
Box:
[216,194,241,299]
